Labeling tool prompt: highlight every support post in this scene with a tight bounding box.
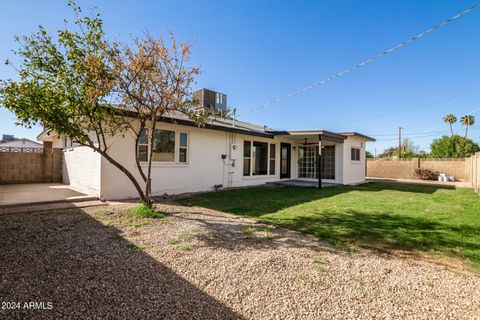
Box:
[318,134,322,189]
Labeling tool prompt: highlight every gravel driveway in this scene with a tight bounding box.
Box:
[1,202,479,319]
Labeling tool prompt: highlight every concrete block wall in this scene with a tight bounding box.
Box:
[366,158,420,179]
[366,158,467,181]
[0,149,62,184]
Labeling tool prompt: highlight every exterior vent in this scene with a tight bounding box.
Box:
[193,88,227,112]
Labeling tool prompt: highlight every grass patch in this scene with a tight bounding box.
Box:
[241,226,255,236]
[129,203,165,219]
[127,243,143,250]
[314,256,329,273]
[129,221,151,228]
[95,208,114,216]
[168,238,182,245]
[180,182,480,270]
[180,245,191,252]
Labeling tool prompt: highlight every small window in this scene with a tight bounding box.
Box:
[138,129,148,162]
[153,129,175,162]
[137,128,187,164]
[243,141,251,176]
[179,132,188,163]
[269,144,276,175]
[351,147,360,161]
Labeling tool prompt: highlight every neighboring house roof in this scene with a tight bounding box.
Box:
[37,110,375,142]
[0,138,43,148]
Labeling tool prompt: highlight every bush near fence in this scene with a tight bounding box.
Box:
[366,158,467,181]
[0,148,62,184]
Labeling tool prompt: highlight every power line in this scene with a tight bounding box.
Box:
[296,88,480,130]
[374,128,480,142]
[238,2,480,116]
[290,89,480,131]
[370,130,452,137]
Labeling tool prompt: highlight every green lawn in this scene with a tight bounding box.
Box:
[180,182,480,270]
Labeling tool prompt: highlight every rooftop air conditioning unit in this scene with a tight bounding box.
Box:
[193,88,227,112]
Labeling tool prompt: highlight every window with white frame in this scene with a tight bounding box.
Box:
[137,128,188,163]
[243,140,251,176]
[243,140,276,176]
[351,147,360,161]
[138,128,148,162]
[179,132,188,163]
[269,144,276,175]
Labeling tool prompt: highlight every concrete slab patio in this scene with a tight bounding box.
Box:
[0,183,96,207]
[268,179,339,187]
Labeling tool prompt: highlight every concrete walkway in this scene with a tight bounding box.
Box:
[0,200,107,215]
[0,183,96,207]
[268,179,339,187]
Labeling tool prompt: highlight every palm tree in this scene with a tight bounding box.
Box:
[443,114,457,136]
[460,115,475,138]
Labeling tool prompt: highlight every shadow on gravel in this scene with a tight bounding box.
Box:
[0,209,244,320]
[174,213,345,253]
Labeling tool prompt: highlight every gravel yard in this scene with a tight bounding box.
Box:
[1,202,479,319]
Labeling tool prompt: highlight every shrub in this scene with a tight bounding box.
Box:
[430,135,479,158]
[129,203,165,218]
[415,168,438,180]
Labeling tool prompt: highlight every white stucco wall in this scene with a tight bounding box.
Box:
[63,146,101,196]
[45,122,370,199]
[342,136,367,185]
[99,123,287,200]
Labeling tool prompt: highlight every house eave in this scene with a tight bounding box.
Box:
[339,132,376,142]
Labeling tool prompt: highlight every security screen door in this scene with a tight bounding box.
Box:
[298,145,335,179]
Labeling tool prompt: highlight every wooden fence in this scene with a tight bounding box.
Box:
[0,148,62,184]
[466,152,480,193]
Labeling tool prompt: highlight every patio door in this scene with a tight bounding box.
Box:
[298,146,318,179]
[280,143,291,179]
[298,145,335,180]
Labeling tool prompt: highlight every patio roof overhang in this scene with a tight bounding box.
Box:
[269,130,347,143]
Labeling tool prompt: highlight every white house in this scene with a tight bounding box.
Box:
[0,135,43,149]
[38,90,374,200]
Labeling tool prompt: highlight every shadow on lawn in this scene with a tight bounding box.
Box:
[179,182,480,266]
[0,209,244,320]
[269,209,480,253]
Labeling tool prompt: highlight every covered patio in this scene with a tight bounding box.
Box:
[271,130,347,188]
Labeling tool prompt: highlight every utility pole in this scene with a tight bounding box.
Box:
[398,127,403,158]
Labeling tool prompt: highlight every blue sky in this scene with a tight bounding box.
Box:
[1,0,479,154]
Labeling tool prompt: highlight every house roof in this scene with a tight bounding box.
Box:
[338,132,376,142]
[37,109,375,142]
[0,138,43,147]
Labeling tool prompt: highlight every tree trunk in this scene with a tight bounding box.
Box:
[144,117,158,207]
[465,125,469,138]
[449,123,453,137]
[134,124,147,183]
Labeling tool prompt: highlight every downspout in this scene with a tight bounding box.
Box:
[318,134,322,189]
